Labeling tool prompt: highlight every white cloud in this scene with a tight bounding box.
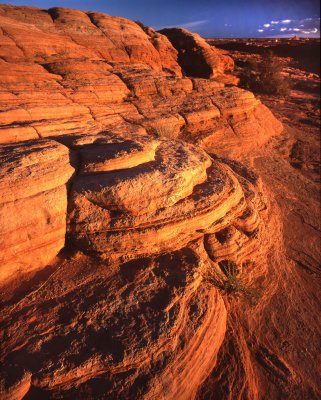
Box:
[179,20,208,29]
[300,28,319,35]
[257,17,320,37]
[160,19,208,30]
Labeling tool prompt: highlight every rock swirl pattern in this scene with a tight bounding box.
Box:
[0,5,278,400]
[0,131,267,399]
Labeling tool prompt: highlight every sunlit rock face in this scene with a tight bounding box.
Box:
[0,133,268,399]
[0,139,74,284]
[0,4,282,157]
[0,5,283,400]
[65,133,257,259]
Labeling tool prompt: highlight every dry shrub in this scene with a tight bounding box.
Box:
[241,50,291,97]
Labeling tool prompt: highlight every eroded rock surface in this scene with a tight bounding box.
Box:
[0,139,74,284]
[65,133,260,260]
[159,28,236,82]
[1,5,309,400]
[0,130,269,399]
[0,4,282,157]
[0,245,227,400]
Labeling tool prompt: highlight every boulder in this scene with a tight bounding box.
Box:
[66,133,260,261]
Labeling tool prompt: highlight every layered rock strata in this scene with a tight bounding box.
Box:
[204,159,267,269]
[159,28,236,82]
[0,5,284,399]
[0,139,74,284]
[0,5,283,157]
[0,132,268,399]
[66,134,258,259]
[0,245,227,400]
[0,130,267,288]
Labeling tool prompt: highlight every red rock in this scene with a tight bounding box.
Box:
[2,6,310,400]
[0,139,74,284]
[0,131,269,399]
[64,134,262,264]
[0,6,282,155]
[0,246,226,399]
[159,28,236,81]
[144,26,183,76]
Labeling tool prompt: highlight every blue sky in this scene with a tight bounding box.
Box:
[5,0,321,37]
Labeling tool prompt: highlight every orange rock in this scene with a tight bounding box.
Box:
[0,246,226,399]
[0,130,269,398]
[0,5,282,154]
[0,139,74,284]
[64,133,264,262]
[144,26,183,76]
[159,28,235,79]
[0,6,294,400]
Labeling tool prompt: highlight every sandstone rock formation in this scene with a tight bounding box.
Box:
[3,5,318,400]
[0,132,268,399]
[0,139,74,284]
[0,4,282,159]
[159,28,236,83]
[64,133,266,262]
[0,245,227,399]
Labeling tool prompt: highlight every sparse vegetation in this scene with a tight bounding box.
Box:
[153,123,179,139]
[206,260,261,301]
[241,50,291,97]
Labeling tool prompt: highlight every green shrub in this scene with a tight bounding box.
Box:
[206,260,261,301]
